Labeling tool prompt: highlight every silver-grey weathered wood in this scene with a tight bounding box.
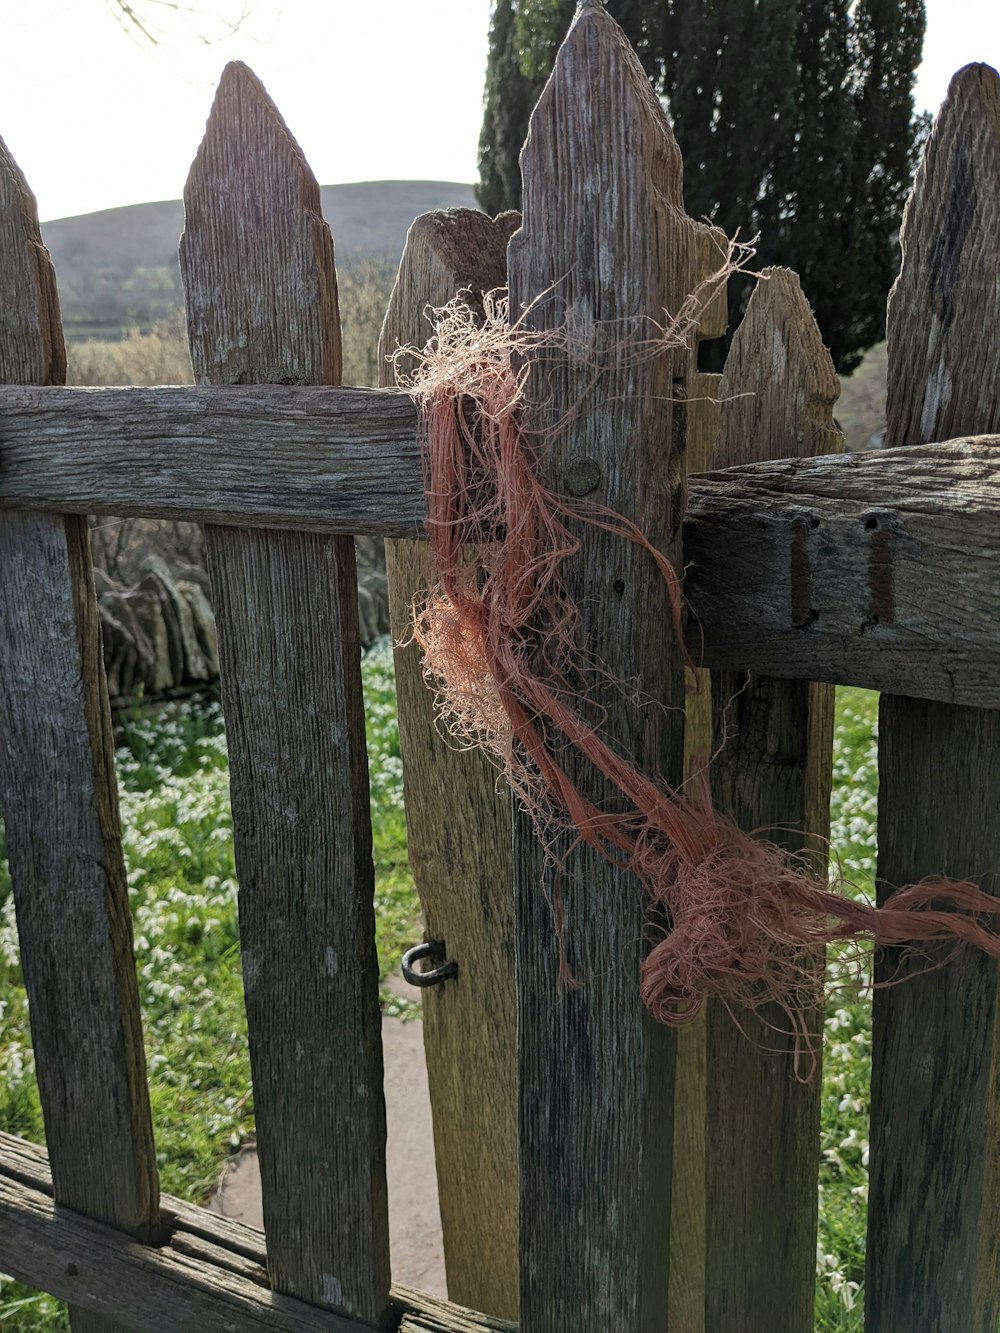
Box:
[379,208,521,1319]
[0,133,160,1333]
[506,4,703,1325]
[0,383,423,533]
[666,217,730,1333]
[705,268,839,1331]
[683,437,1000,707]
[866,62,1000,1332]
[0,1135,512,1333]
[179,62,389,1320]
[2,380,1000,704]
[0,1133,514,1333]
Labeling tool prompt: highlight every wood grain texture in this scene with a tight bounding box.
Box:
[0,1133,515,1333]
[665,219,729,1333]
[3,380,1000,703]
[0,383,423,535]
[867,62,1000,1332]
[0,133,159,1333]
[506,5,700,1325]
[884,64,1000,450]
[180,62,389,1320]
[0,137,65,387]
[704,268,840,1332]
[379,209,521,1319]
[683,437,1000,707]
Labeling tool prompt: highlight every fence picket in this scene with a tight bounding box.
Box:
[507,4,708,1324]
[179,64,390,1320]
[867,64,1000,1330]
[705,267,841,1331]
[667,218,730,1333]
[379,208,521,1319]
[0,139,160,1329]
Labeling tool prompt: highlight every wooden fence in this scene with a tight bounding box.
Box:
[0,4,998,1330]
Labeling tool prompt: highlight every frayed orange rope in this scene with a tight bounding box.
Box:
[394,272,1000,1063]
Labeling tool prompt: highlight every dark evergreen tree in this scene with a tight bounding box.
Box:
[477,0,927,372]
[476,0,547,218]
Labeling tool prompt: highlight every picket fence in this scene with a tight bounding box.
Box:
[0,4,998,1331]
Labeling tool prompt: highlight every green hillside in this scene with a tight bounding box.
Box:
[40,180,477,340]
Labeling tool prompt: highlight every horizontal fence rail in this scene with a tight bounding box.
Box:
[0,1135,515,1333]
[0,384,998,707]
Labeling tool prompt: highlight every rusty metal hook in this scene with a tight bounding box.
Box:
[401,939,458,988]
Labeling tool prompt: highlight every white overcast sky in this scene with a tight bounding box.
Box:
[0,0,996,223]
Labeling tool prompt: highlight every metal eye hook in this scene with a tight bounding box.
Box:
[401,939,458,988]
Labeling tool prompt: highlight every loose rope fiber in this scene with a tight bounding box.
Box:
[394,277,1000,1059]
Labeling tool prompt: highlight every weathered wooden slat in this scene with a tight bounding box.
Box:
[666,219,729,1333]
[682,437,1000,706]
[0,383,423,533]
[0,1172,370,1333]
[506,4,705,1324]
[179,63,389,1320]
[0,134,160,1332]
[705,268,839,1331]
[867,63,1000,1332]
[379,208,521,1319]
[0,1137,515,1333]
[1,378,999,703]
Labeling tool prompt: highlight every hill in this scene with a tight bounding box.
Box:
[40,180,478,339]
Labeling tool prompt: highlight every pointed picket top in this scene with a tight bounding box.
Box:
[180,61,340,386]
[886,62,1000,447]
[379,207,519,381]
[507,3,703,1326]
[713,267,842,467]
[871,60,1000,1327]
[0,136,65,385]
[513,0,686,270]
[509,0,701,523]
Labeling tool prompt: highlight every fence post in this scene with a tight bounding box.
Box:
[0,140,160,1329]
[667,221,729,1333]
[179,64,390,1321]
[379,207,520,1319]
[705,267,841,1331]
[507,4,706,1325]
[867,64,1000,1330]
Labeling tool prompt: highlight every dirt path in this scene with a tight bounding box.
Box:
[207,1014,447,1297]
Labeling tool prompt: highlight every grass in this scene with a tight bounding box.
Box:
[815,687,879,1330]
[0,668,879,1329]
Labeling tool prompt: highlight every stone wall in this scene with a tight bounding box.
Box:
[90,519,389,704]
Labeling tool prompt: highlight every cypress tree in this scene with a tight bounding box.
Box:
[476,0,547,218]
[478,0,927,373]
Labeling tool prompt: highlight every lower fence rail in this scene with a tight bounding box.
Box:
[0,1134,515,1333]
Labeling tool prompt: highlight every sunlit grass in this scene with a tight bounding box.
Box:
[0,641,421,1325]
[815,687,878,1330]
[0,673,880,1328]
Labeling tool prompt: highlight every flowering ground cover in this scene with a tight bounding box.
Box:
[0,664,878,1329]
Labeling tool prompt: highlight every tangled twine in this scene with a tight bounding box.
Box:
[393,277,1000,1058]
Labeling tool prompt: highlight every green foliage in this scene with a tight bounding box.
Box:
[0,677,880,1327]
[0,642,420,1326]
[817,687,879,1329]
[0,1278,68,1331]
[477,0,547,217]
[479,0,926,373]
